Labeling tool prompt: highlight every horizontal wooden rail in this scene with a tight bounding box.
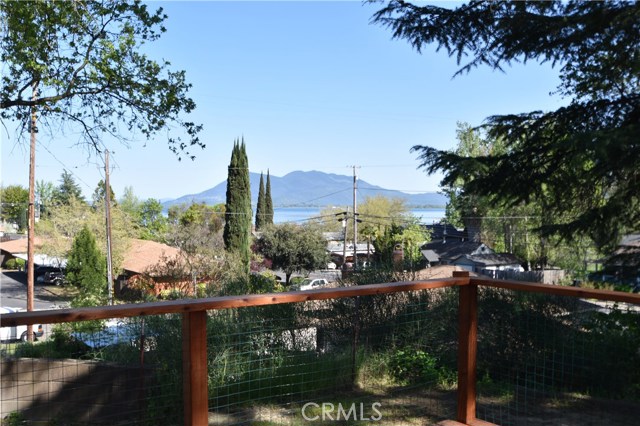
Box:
[3,275,638,328]
[472,276,640,304]
[0,278,465,327]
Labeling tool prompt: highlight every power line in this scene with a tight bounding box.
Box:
[37,143,94,191]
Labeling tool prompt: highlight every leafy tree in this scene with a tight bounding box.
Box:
[54,170,84,205]
[91,179,116,208]
[223,139,252,270]
[264,170,274,226]
[372,1,640,250]
[165,202,224,256]
[372,220,429,270]
[118,186,141,223]
[164,202,228,295]
[179,202,224,232]
[0,185,28,229]
[35,180,56,218]
[36,197,132,278]
[357,195,411,238]
[66,226,107,307]
[256,223,329,284]
[0,0,202,158]
[255,172,266,231]
[138,198,168,241]
[317,195,411,240]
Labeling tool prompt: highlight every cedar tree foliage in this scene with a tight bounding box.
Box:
[0,0,203,159]
[223,139,252,268]
[372,0,639,249]
[255,172,266,231]
[265,170,274,226]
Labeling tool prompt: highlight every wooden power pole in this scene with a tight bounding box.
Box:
[105,150,114,305]
[26,81,38,341]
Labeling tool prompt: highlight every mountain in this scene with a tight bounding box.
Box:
[161,170,447,209]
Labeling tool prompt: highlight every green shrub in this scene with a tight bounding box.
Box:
[4,258,25,270]
[1,411,25,426]
[389,349,440,385]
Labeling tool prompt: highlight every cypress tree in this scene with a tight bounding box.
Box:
[223,138,252,270]
[265,169,274,226]
[255,172,266,231]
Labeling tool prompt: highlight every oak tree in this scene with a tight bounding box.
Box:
[0,0,202,158]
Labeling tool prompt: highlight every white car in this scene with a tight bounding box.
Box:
[0,307,44,342]
[296,278,329,291]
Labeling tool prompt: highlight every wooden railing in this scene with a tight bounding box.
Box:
[2,272,640,426]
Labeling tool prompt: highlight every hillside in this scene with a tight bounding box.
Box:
[162,170,447,209]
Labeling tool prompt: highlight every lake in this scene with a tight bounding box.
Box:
[273,207,446,224]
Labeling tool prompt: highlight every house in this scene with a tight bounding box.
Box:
[120,239,182,277]
[451,253,524,275]
[423,223,467,242]
[1,236,189,296]
[420,240,524,275]
[420,240,494,266]
[0,237,62,268]
[603,234,640,286]
[117,239,189,296]
[326,241,373,266]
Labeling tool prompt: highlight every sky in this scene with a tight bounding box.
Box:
[1,1,567,203]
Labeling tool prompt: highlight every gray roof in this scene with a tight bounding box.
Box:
[421,249,441,263]
[421,241,493,261]
[454,253,523,267]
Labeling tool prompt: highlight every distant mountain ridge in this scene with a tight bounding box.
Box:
[161,170,447,209]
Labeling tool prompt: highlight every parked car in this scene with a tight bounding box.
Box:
[43,271,67,286]
[0,307,44,342]
[35,265,66,285]
[292,278,330,291]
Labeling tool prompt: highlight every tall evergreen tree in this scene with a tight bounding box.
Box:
[91,179,116,208]
[54,170,84,205]
[255,172,266,231]
[66,226,107,307]
[265,169,274,226]
[223,139,252,270]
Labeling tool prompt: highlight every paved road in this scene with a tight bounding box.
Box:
[0,271,68,311]
[1,271,71,341]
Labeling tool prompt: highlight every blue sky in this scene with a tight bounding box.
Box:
[1,1,566,202]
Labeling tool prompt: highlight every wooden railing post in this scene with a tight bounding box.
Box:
[182,311,208,426]
[455,271,477,424]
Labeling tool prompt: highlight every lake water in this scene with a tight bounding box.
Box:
[273,207,446,224]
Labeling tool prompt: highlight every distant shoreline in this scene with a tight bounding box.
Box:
[273,204,447,209]
[273,206,446,224]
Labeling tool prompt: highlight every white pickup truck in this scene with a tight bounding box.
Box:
[0,307,44,342]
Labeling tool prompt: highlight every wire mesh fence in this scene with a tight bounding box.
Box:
[2,280,640,426]
[475,287,640,426]
[1,287,460,426]
[203,288,459,426]
[1,314,184,425]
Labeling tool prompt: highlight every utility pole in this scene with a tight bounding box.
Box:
[105,150,114,305]
[352,166,359,270]
[338,209,348,269]
[26,80,38,341]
